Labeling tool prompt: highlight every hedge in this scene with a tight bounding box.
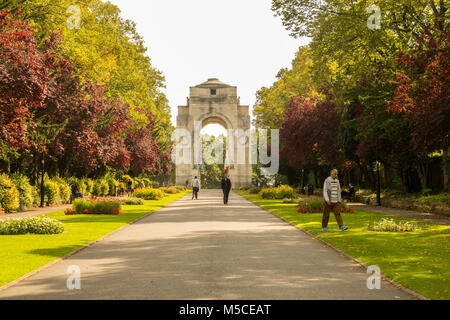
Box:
[0,217,64,235]
[259,185,294,199]
[69,199,122,215]
[11,173,34,211]
[0,173,20,213]
[134,188,166,200]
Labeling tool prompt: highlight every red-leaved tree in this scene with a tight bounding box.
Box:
[280,93,342,168]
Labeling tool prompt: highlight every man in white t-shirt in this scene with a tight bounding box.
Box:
[191,176,200,200]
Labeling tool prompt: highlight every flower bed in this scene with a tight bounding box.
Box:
[120,197,144,205]
[134,188,165,200]
[0,217,64,235]
[248,187,262,194]
[367,218,420,232]
[66,199,122,215]
[160,186,178,194]
[259,185,294,199]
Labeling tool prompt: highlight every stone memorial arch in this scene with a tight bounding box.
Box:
[175,78,252,188]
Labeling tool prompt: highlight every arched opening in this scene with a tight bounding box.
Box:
[199,122,229,189]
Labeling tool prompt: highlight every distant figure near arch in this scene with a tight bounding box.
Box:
[221,173,232,205]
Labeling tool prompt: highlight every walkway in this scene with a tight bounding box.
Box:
[0,190,414,300]
[0,205,71,221]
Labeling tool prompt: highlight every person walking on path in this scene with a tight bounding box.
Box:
[221,173,232,205]
[119,182,125,197]
[323,169,348,232]
[191,176,200,200]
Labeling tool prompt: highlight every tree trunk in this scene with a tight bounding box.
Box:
[357,162,363,187]
[416,160,429,191]
[442,148,449,191]
[313,169,319,188]
[383,163,391,189]
[368,163,376,191]
[400,168,409,193]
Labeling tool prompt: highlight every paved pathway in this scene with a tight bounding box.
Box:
[0,190,414,300]
[0,205,71,221]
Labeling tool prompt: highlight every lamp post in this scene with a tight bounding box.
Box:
[40,155,45,208]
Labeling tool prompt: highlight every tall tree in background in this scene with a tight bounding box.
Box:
[280,92,342,169]
[388,24,450,190]
[0,1,174,179]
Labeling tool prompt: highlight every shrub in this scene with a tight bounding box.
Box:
[121,197,144,205]
[160,186,177,194]
[83,178,95,195]
[100,179,109,196]
[54,177,71,204]
[69,199,122,215]
[32,185,40,206]
[107,178,119,196]
[122,175,134,184]
[92,180,101,196]
[276,185,294,199]
[142,178,152,188]
[0,217,64,235]
[93,179,109,196]
[175,185,186,192]
[134,188,165,200]
[11,173,34,211]
[419,192,450,205]
[307,199,324,212]
[44,179,60,206]
[259,188,274,199]
[367,218,420,232]
[260,185,294,199]
[248,186,261,194]
[0,174,20,213]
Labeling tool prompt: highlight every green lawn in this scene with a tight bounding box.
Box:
[0,191,190,288]
[236,190,450,300]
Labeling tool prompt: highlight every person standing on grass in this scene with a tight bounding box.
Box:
[191,176,200,200]
[322,169,348,232]
[221,173,232,205]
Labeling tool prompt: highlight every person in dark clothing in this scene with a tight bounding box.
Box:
[191,176,200,200]
[71,185,84,202]
[221,173,232,205]
[341,183,356,199]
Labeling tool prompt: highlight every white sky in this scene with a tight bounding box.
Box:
[108,0,309,135]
